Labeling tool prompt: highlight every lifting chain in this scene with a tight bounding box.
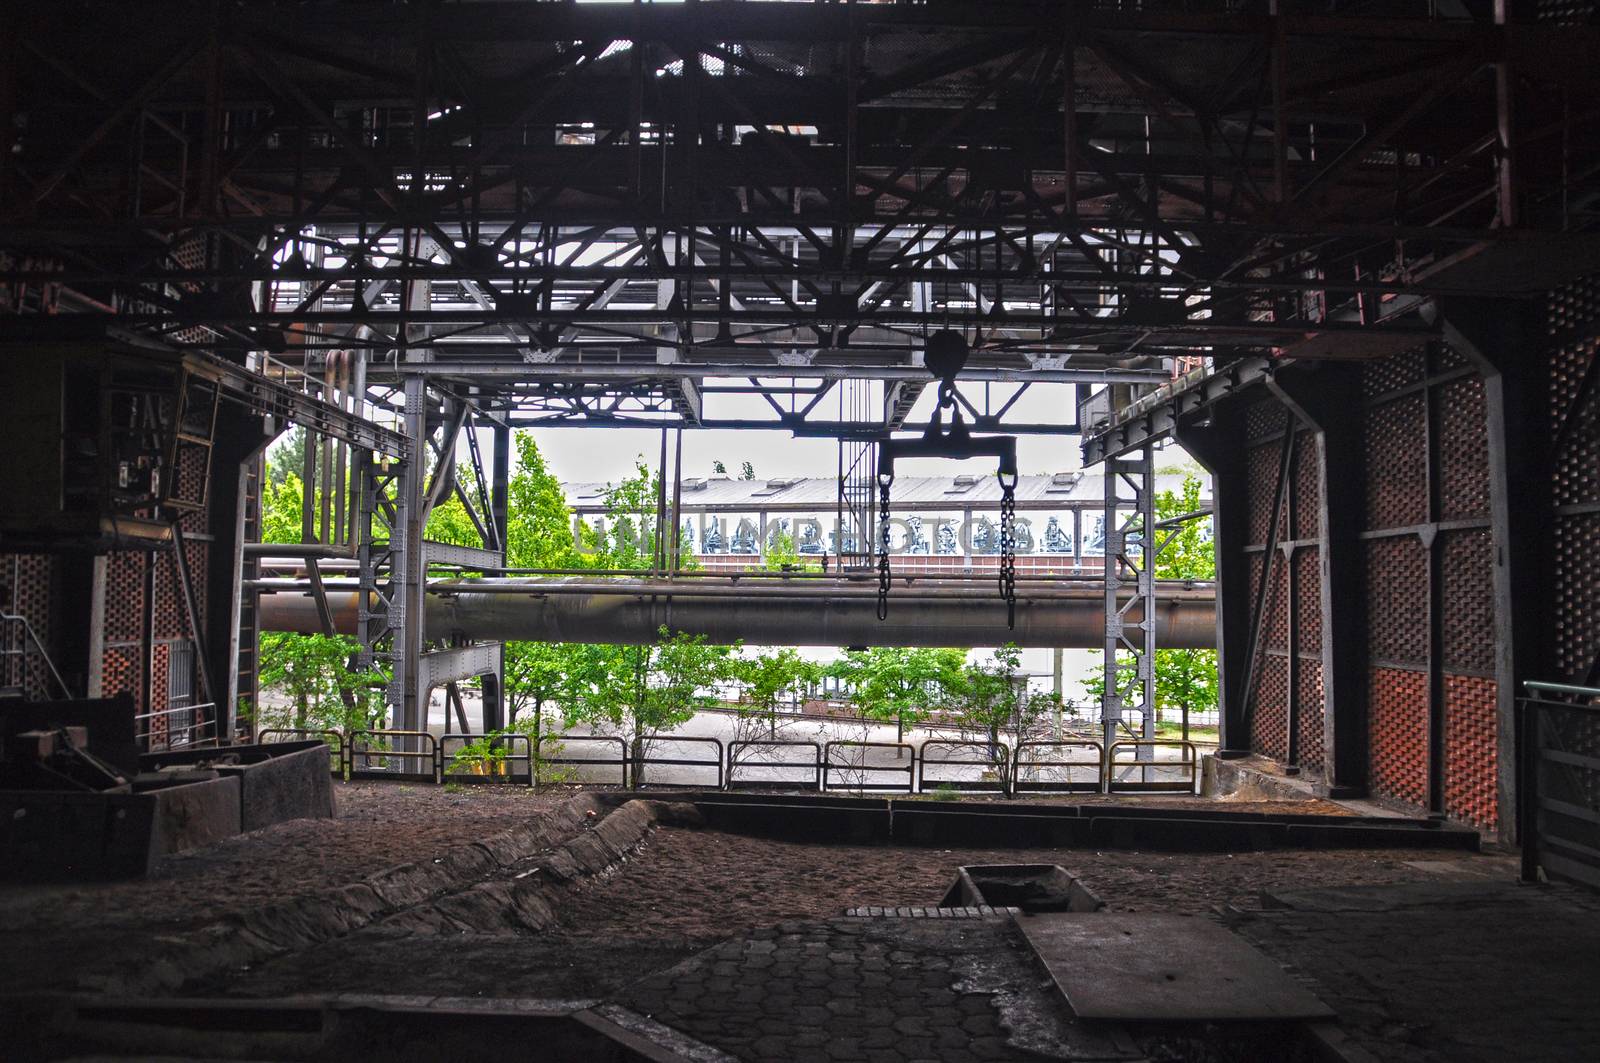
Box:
[876,470,894,621]
[998,469,1017,630]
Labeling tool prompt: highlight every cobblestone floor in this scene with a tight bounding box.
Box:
[1229,878,1600,1063]
[619,916,1140,1063]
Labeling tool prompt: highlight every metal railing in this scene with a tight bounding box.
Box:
[1012,740,1106,794]
[0,611,73,700]
[259,727,347,775]
[635,736,724,790]
[918,739,1010,793]
[1519,681,1600,891]
[348,729,440,783]
[823,741,916,793]
[728,740,823,791]
[536,734,629,788]
[136,702,217,753]
[233,728,1215,796]
[441,732,535,786]
[1107,740,1200,794]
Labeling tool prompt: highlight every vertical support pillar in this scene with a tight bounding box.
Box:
[207,413,276,743]
[1100,447,1155,777]
[481,423,512,733]
[392,375,429,733]
[1270,367,1368,797]
[1175,413,1252,757]
[1443,299,1548,840]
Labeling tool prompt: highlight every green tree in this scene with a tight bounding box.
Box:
[256,632,388,734]
[560,628,734,784]
[830,646,966,741]
[731,648,819,739]
[739,461,756,481]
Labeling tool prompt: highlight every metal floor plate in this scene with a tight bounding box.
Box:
[1018,913,1335,1023]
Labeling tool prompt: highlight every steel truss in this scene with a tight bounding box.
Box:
[4,0,1597,731]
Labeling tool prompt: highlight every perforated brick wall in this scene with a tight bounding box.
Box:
[1363,393,1427,530]
[1,553,54,698]
[1368,666,1429,811]
[1298,659,1326,776]
[1441,529,1495,675]
[1253,652,1288,762]
[1549,275,1600,684]
[1444,673,1498,829]
[1365,536,1428,665]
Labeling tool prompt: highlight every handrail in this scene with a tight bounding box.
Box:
[135,701,217,751]
[441,732,535,787]
[536,733,629,788]
[0,611,73,699]
[917,739,1011,794]
[727,739,823,791]
[348,728,440,783]
[1012,739,1105,794]
[258,727,347,775]
[1106,740,1199,795]
[1524,680,1600,700]
[636,735,724,790]
[823,740,915,794]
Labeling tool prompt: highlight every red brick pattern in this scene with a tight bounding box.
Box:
[1298,658,1326,775]
[1244,398,1289,444]
[1438,375,1490,521]
[1441,529,1495,675]
[104,551,146,642]
[1363,394,1428,529]
[1292,432,1321,540]
[1368,667,1428,811]
[1548,276,1600,683]
[1444,673,1498,830]
[1,553,54,697]
[1246,443,1286,546]
[1253,652,1289,762]
[1365,537,1428,665]
[1295,547,1323,655]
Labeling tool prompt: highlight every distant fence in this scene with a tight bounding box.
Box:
[257,729,1202,795]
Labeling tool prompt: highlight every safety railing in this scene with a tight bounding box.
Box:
[348,729,440,783]
[258,727,347,776]
[917,739,1010,793]
[1106,740,1199,794]
[536,734,629,788]
[135,702,218,753]
[1518,681,1600,891]
[1012,740,1106,794]
[823,741,916,793]
[441,732,535,787]
[635,736,724,790]
[727,740,823,791]
[1,611,73,700]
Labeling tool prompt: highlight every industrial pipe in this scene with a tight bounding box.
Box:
[257,579,1216,650]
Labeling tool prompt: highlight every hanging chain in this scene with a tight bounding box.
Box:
[876,472,894,621]
[998,471,1017,630]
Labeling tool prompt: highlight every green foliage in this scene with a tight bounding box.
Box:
[731,648,819,728]
[256,632,388,734]
[829,646,967,735]
[739,461,756,481]
[557,627,735,783]
[712,460,727,475]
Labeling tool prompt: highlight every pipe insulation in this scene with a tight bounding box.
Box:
[257,579,1217,650]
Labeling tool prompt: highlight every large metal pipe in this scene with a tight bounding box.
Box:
[258,579,1217,649]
